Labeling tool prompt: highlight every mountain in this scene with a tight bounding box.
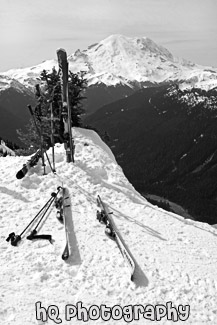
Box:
[68,34,217,90]
[85,85,217,225]
[0,75,36,145]
[1,33,217,210]
[3,35,217,91]
[0,127,217,324]
[1,34,217,122]
[1,35,217,117]
[0,139,15,156]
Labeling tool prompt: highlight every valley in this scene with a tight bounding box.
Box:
[85,85,217,225]
[1,34,217,225]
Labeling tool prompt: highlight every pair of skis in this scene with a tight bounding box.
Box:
[58,191,136,277]
[59,192,136,276]
[56,49,74,163]
[97,195,136,281]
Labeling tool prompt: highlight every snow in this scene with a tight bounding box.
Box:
[0,74,32,94]
[166,86,217,110]
[1,35,217,91]
[0,127,217,324]
[0,141,15,156]
[1,60,57,90]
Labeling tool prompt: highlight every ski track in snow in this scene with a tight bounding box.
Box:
[0,128,217,325]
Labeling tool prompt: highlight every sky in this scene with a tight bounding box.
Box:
[0,0,217,71]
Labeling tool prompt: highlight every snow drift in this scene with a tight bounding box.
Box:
[0,128,217,325]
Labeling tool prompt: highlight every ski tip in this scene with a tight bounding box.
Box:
[62,254,69,261]
[16,171,25,179]
[56,48,66,53]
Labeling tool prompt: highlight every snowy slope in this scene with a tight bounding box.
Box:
[0,74,33,94]
[1,60,57,91]
[2,35,217,90]
[0,128,217,325]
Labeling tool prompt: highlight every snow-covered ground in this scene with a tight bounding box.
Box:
[0,128,217,325]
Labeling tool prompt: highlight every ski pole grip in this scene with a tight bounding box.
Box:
[6,232,15,242]
[6,232,21,246]
[11,235,22,246]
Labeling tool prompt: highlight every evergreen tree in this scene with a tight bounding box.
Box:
[68,70,87,126]
[18,67,87,149]
[17,118,41,151]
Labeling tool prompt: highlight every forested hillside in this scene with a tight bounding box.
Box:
[85,85,217,224]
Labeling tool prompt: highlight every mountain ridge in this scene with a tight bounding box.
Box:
[1,34,217,91]
[85,84,217,224]
[1,34,217,145]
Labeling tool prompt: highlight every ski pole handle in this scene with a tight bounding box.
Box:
[11,235,22,246]
[6,232,21,246]
[6,232,15,242]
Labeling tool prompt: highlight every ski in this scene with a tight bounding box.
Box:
[55,194,64,224]
[56,48,74,163]
[16,149,41,179]
[96,195,136,281]
[62,241,69,260]
[57,187,71,260]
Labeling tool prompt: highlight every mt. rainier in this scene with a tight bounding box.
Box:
[68,34,197,86]
[2,34,217,90]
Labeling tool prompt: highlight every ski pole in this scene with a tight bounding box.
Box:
[34,84,46,176]
[6,196,53,246]
[28,104,46,175]
[44,150,55,174]
[50,101,56,172]
[26,187,61,242]
[28,104,55,174]
[6,187,62,246]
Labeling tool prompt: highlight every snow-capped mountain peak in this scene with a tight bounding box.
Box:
[68,34,183,85]
[97,34,175,61]
[1,34,217,90]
